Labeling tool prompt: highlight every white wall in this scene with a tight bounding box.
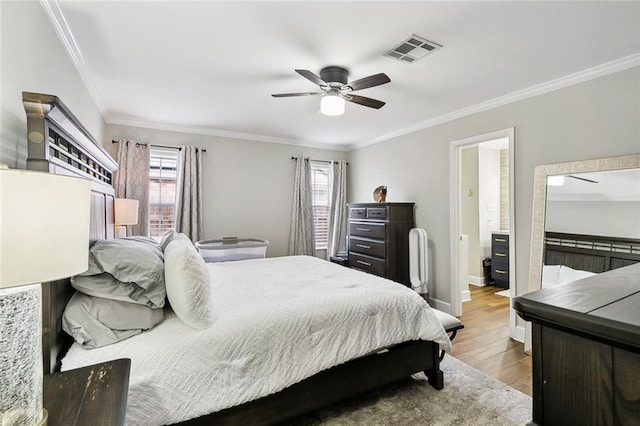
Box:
[348,66,640,307]
[0,1,106,168]
[478,146,501,260]
[546,201,640,238]
[461,147,481,279]
[106,124,347,257]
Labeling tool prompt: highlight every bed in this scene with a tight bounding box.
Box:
[24,91,452,425]
[542,231,640,288]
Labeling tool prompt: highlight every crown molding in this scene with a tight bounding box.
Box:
[348,53,640,150]
[39,0,107,118]
[106,118,351,152]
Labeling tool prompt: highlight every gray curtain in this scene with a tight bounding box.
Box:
[327,160,348,258]
[175,146,203,242]
[114,139,150,236]
[288,157,314,255]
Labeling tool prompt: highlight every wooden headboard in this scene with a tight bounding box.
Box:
[544,232,640,274]
[23,92,118,373]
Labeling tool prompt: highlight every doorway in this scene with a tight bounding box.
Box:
[449,128,519,341]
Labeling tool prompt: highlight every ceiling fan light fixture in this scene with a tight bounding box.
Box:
[321,94,345,116]
[547,175,565,186]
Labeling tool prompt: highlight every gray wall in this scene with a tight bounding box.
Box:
[0,1,106,167]
[347,66,640,307]
[546,200,640,238]
[106,124,347,257]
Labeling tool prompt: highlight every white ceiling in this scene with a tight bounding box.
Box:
[547,169,640,202]
[49,1,640,151]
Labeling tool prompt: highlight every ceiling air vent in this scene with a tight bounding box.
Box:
[384,35,442,63]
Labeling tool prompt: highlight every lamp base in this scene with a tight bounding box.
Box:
[38,409,48,426]
[115,225,127,238]
[0,284,44,426]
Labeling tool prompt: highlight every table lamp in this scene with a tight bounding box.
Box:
[114,198,139,238]
[0,169,90,425]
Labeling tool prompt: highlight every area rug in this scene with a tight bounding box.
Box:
[495,289,511,297]
[290,355,532,425]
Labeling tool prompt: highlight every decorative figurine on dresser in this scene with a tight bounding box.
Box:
[347,202,415,285]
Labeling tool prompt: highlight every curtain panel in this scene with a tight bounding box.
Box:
[327,160,348,258]
[175,146,204,242]
[114,139,150,236]
[288,157,314,255]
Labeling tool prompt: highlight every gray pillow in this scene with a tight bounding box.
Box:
[63,292,164,349]
[72,237,166,308]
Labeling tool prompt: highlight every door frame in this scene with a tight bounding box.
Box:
[449,127,519,340]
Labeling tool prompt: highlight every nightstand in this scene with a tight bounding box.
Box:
[43,358,130,426]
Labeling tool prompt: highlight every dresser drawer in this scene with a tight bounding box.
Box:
[366,207,387,219]
[349,236,385,259]
[348,252,386,276]
[349,221,386,239]
[492,262,509,280]
[492,246,509,260]
[492,233,509,246]
[349,207,367,219]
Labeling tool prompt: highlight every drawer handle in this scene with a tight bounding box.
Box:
[356,244,371,249]
[494,238,507,242]
[357,260,372,267]
[495,253,507,257]
[495,269,507,274]
[356,228,372,232]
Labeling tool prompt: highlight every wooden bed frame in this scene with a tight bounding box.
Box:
[544,231,640,274]
[24,92,446,425]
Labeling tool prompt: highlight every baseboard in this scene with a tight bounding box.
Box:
[430,298,452,315]
[461,290,471,303]
[468,275,485,286]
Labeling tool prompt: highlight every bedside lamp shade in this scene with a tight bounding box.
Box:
[114,198,139,226]
[0,169,91,425]
[114,198,139,238]
[0,170,91,287]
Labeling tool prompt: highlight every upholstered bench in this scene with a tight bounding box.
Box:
[432,308,464,360]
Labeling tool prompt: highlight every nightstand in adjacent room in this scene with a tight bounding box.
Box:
[43,358,130,426]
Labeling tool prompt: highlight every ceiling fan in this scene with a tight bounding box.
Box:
[271,66,390,115]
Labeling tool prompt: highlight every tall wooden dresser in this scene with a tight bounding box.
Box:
[347,203,415,285]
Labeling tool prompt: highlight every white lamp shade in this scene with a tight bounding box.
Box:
[114,198,139,225]
[0,170,91,288]
[321,95,345,116]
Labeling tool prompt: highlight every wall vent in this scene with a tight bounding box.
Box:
[384,34,442,63]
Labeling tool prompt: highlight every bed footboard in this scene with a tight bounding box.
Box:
[176,340,441,425]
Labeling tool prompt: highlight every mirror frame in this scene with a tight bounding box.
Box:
[525,153,640,352]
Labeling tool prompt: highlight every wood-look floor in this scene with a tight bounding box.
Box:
[449,285,532,396]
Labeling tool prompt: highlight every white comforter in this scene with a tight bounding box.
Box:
[62,255,450,425]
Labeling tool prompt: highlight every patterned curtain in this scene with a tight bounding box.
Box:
[114,139,150,236]
[175,146,203,242]
[288,157,314,255]
[327,160,348,258]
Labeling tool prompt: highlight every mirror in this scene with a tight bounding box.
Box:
[525,154,640,352]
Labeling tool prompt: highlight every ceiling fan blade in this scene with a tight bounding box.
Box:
[271,92,322,98]
[295,69,328,87]
[567,175,599,183]
[346,94,386,109]
[346,73,391,91]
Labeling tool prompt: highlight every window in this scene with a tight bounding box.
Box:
[149,148,178,240]
[310,161,330,250]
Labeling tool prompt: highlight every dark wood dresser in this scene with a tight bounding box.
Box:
[513,264,640,426]
[44,358,130,426]
[491,232,510,288]
[347,202,415,285]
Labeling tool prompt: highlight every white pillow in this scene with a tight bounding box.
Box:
[164,234,215,329]
[541,264,562,288]
[558,265,597,285]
